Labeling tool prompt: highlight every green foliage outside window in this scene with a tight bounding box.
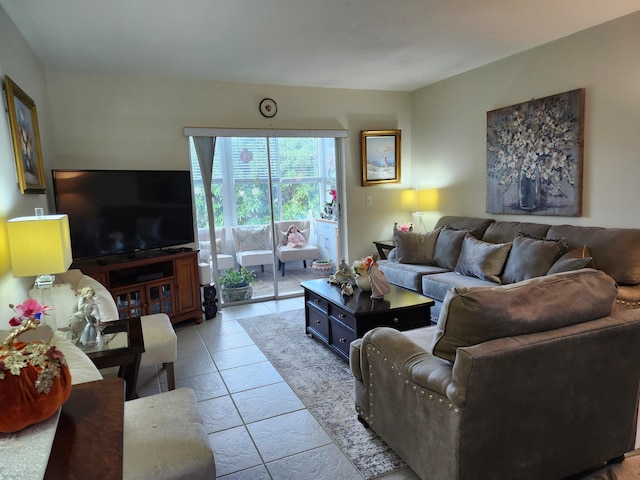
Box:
[192,136,333,230]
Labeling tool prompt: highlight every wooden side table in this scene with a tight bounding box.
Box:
[45,378,124,479]
[80,316,145,400]
[373,239,395,260]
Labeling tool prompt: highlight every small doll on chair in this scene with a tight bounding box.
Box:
[286,225,307,248]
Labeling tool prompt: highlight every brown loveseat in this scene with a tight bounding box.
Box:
[380,215,640,321]
[350,269,640,480]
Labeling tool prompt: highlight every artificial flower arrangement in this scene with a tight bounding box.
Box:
[352,256,375,276]
[1,298,72,433]
[351,254,390,298]
[396,222,414,232]
[326,188,337,206]
[8,298,51,327]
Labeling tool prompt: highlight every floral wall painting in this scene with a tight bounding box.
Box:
[486,88,585,216]
[3,75,46,194]
[361,130,401,186]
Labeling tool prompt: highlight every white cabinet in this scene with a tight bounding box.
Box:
[316,219,339,264]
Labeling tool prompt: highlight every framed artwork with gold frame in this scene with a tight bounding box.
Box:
[361,130,401,186]
[4,75,46,194]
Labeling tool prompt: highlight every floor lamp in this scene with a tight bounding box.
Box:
[7,212,73,330]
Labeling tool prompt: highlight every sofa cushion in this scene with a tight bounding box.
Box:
[379,261,448,291]
[454,234,512,283]
[546,225,640,285]
[547,246,594,275]
[433,216,495,239]
[501,234,566,284]
[430,269,618,362]
[433,227,470,270]
[393,227,441,264]
[51,335,103,384]
[422,271,497,302]
[481,221,551,244]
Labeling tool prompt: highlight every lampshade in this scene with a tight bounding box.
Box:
[7,214,73,278]
[400,190,419,211]
[401,189,438,212]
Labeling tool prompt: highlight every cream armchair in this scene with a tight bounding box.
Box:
[350,270,640,480]
[197,227,234,272]
[231,225,273,272]
[274,220,319,276]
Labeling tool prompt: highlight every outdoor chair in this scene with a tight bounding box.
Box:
[231,225,273,272]
[274,220,319,276]
[198,227,234,272]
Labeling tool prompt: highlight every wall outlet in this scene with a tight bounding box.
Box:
[366,195,373,207]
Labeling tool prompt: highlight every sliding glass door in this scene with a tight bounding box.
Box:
[189,131,343,305]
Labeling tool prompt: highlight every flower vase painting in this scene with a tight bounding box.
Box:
[486,88,584,216]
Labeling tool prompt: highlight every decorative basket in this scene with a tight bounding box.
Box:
[0,319,72,433]
[312,261,334,278]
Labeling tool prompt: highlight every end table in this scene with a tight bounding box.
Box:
[373,239,395,260]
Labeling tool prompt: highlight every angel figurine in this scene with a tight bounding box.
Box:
[329,257,356,285]
[69,286,101,346]
[369,258,391,299]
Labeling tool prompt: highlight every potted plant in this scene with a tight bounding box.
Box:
[312,259,334,278]
[219,267,257,302]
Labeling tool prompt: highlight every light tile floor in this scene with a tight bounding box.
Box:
[133,297,421,480]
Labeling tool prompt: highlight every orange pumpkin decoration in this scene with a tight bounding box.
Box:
[0,319,72,433]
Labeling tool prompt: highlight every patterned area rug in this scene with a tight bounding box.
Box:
[236,309,406,479]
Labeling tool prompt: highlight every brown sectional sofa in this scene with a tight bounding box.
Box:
[379,215,640,321]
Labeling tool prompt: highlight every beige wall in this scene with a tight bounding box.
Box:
[44,72,413,261]
[2,6,640,311]
[411,11,640,230]
[0,6,52,314]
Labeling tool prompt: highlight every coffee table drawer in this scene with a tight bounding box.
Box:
[330,305,355,329]
[355,306,431,336]
[330,318,356,359]
[307,304,329,341]
[307,292,329,315]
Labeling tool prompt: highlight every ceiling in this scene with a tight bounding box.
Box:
[2,0,639,92]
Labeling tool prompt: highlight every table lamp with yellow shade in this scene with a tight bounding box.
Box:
[400,189,438,232]
[7,210,73,330]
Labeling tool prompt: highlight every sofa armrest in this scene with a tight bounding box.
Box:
[361,326,453,400]
[51,335,103,384]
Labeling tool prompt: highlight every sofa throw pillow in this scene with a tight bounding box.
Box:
[501,233,567,284]
[454,234,512,283]
[433,227,471,270]
[430,269,617,362]
[215,237,224,252]
[547,246,595,274]
[237,226,269,251]
[393,227,441,264]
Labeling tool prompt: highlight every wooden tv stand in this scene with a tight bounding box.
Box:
[72,250,202,325]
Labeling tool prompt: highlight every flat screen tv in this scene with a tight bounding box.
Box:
[52,169,195,261]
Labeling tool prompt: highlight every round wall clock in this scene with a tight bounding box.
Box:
[259,98,277,118]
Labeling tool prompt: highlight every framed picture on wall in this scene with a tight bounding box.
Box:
[361,130,401,186]
[486,88,585,216]
[4,75,46,194]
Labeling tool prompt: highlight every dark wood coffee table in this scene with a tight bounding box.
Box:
[301,279,434,361]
